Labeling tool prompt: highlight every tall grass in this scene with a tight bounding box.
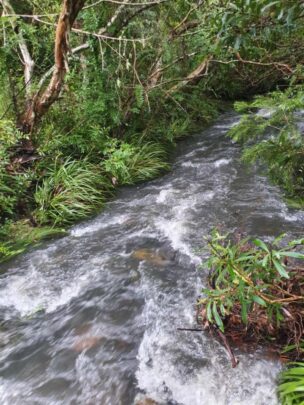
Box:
[127,142,170,183]
[103,141,170,185]
[34,158,113,225]
[0,220,67,263]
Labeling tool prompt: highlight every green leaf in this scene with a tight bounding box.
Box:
[262,254,269,267]
[212,302,224,332]
[273,259,289,278]
[261,1,279,14]
[252,295,267,307]
[273,233,286,246]
[253,239,269,252]
[241,301,248,324]
[220,303,226,317]
[235,254,255,262]
[234,35,242,51]
[289,239,304,246]
[279,251,304,259]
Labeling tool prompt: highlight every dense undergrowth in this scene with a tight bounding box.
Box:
[198,230,304,404]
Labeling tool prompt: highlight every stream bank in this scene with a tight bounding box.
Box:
[0,113,304,404]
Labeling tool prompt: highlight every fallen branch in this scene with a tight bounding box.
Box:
[216,328,239,368]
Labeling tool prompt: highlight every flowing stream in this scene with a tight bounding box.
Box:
[0,113,304,405]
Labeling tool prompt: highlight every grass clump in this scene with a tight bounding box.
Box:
[102,140,170,185]
[0,220,66,263]
[34,158,113,226]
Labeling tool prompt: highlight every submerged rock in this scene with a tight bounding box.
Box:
[135,397,159,405]
[132,248,171,266]
[72,336,103,353]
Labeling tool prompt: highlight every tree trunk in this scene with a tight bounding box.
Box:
[18,0,86,135]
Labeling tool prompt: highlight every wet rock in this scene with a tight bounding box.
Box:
[73,323,92,336]
[135,397,159,405]
[132,249,170,266]
[158,245,177,262]
[72,336,103,353]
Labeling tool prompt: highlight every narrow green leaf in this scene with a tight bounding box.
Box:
[252,295,267,307]
[279,251,304,259]
[262,254,269,267]
[273,259,289,278]
[212,302,224,332]
[241,301,248,324]
[206,301,212,322]
[253,238,269,252]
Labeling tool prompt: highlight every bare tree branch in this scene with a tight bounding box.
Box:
[113,1,157,34]
[30,15,149,42]
[1,0,35,104]
[165,56,211,96]
[210,53,293,74]
[83,0,168,9]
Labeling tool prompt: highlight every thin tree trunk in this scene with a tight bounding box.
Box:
[19,0,86,134]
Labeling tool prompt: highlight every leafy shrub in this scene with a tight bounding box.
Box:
[34,158,113,225]
[198,230,304,339]
[229,86,304,205]
[102,140,170,185]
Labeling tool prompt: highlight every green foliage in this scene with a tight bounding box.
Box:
[34,159,113,226]
[134,85,145,110]
[0,220,66,263]
[279,362,304,405]
[102,140,170,185]
[229,86,304,205]
[200,230,304,331]
[0,120,33,222]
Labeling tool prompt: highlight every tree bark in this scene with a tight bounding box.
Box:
[18,0,86,134]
